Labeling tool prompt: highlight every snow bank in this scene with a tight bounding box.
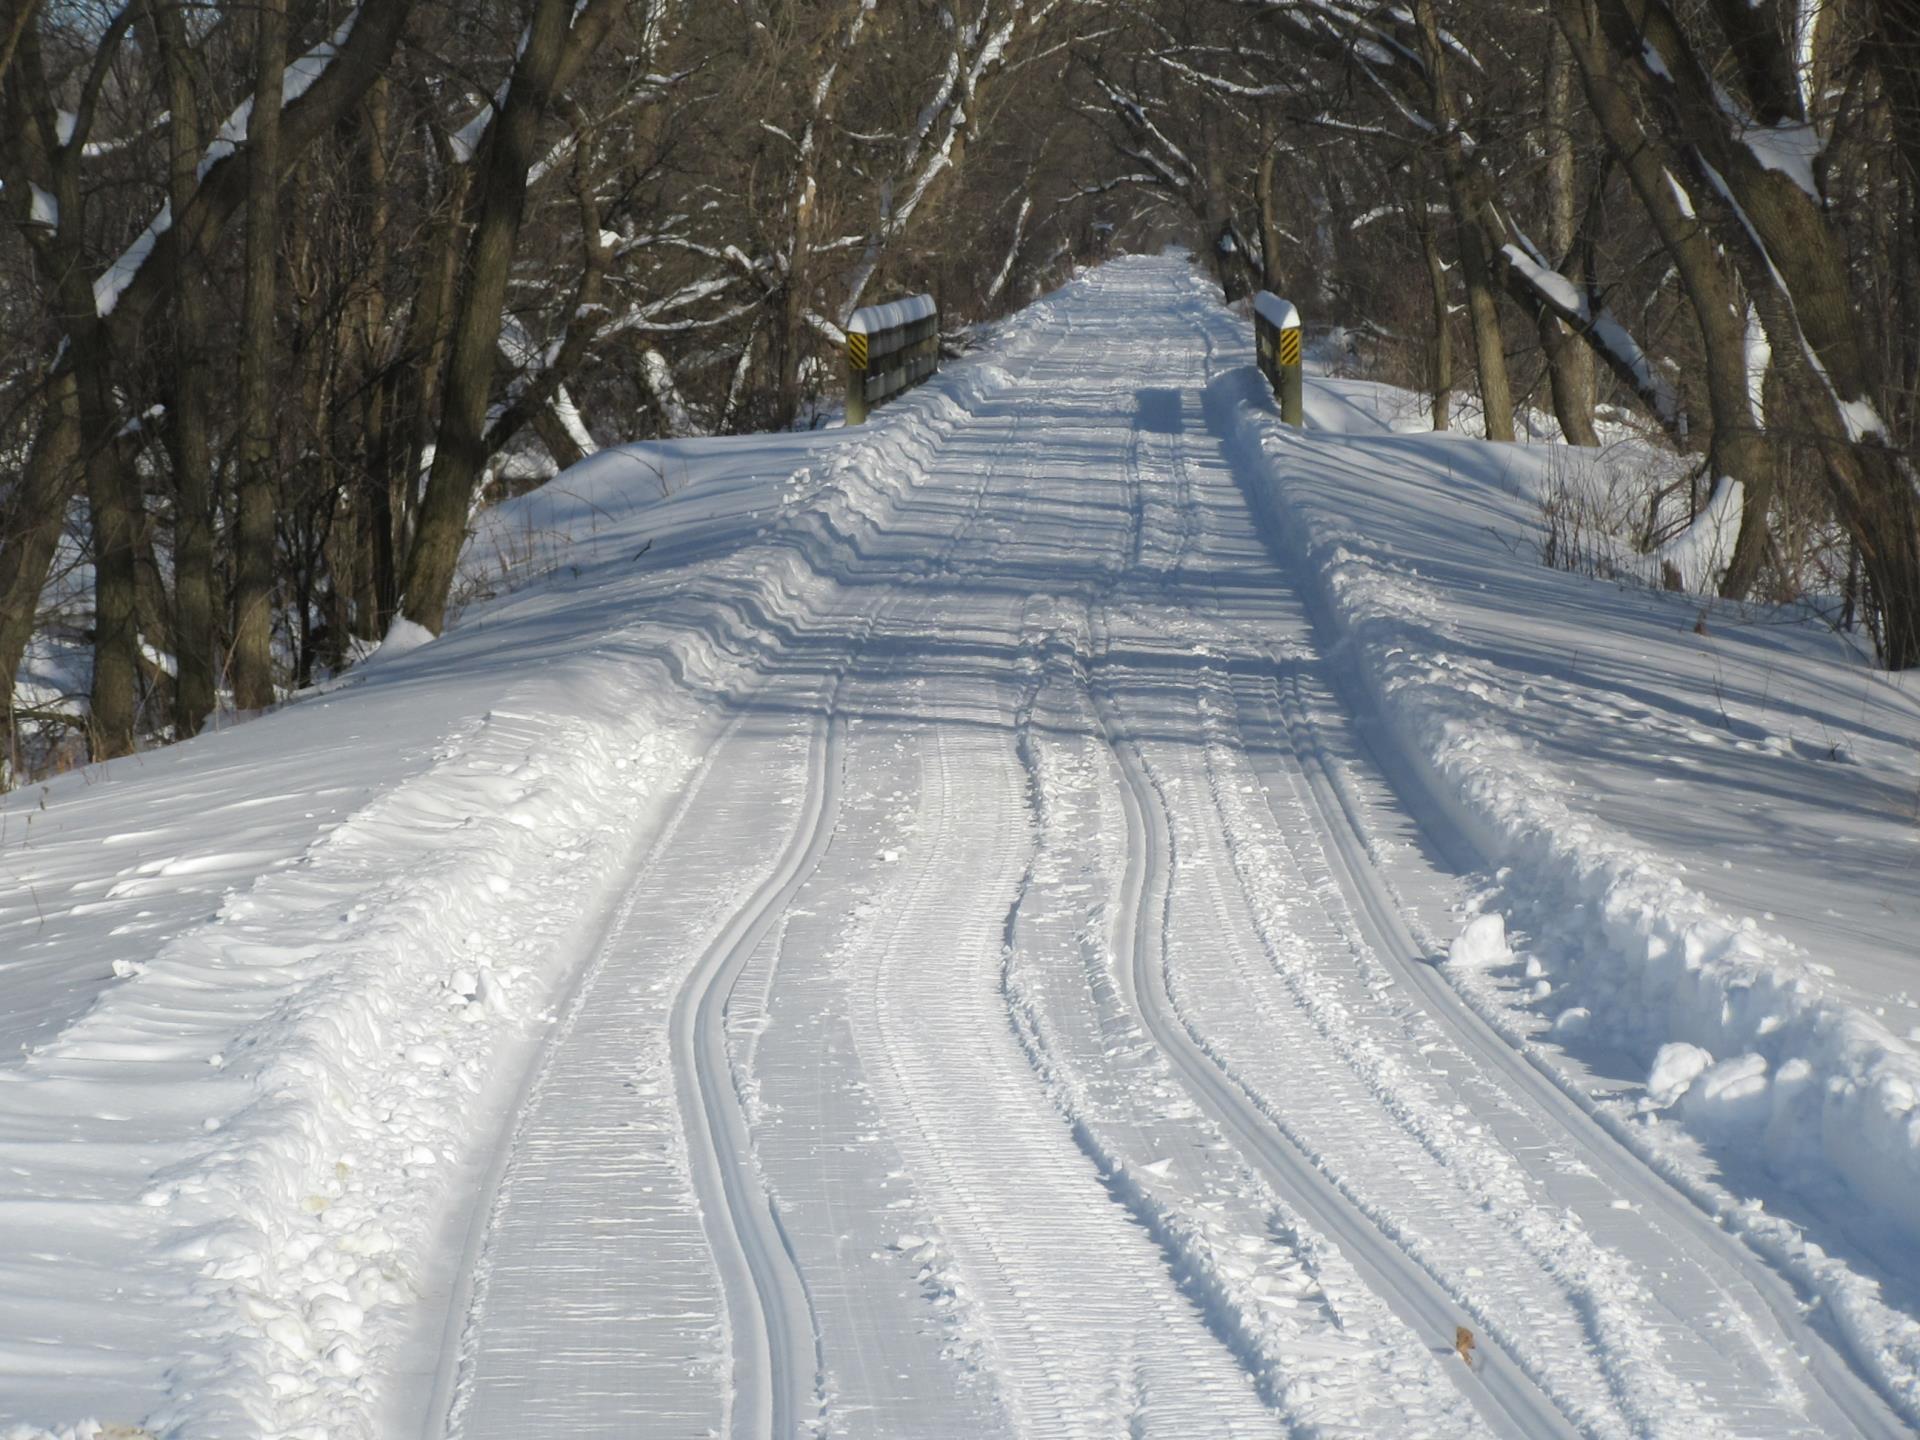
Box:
[1,687,696,1437]
[1220,348,1920,1377]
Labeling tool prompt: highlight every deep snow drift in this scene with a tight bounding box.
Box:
[1,254,1915,1439]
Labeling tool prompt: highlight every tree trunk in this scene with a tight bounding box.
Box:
[1552,0,1773,595]
[150,0,217,735]
[0,1,44,95]
[1414,197,1454,431]
[351,78,392,644]
[1410,0,1516,441]
[0,372,81,776]
[377,154,474,632]
[1255,138,1284,293]
[80,351,141,760]
[401,0,618,634]
[232,0,287,711]
[1540,27,1599,446]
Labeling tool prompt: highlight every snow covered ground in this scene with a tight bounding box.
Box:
[2,253,1916,1439]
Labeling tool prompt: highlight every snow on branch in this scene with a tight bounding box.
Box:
[1154,53,1296,100]
[88,3,407,329]
[1496,240,1681,430]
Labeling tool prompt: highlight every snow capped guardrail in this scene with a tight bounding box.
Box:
[845,294,938,425]
[1253,292,1303,427]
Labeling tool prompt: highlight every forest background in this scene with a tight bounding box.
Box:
[0,0,1915,784]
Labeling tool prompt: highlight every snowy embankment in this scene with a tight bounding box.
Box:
[0,321,1031,1436]
[1219,359,1920,1403]
[0,621,703,1440]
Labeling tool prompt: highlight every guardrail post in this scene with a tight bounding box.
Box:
[846,330,870,426]
[1254,292,1303,427]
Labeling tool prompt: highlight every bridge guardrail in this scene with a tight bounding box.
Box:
[846,294,939,425]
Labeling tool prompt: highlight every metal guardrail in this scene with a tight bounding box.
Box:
[1253,292,1303,427]
[846,294,938,425]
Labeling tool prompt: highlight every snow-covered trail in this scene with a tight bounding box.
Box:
[428,258,1907,1439]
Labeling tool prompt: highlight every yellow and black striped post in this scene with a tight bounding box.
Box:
[846,330,871,426]
[1277,322,1302,427]
[1255,292,1304,428]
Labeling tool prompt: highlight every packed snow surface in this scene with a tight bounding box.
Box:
[3,255,1918,1440]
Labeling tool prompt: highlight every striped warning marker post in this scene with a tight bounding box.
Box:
[1255,293,1304,428]
[846,331,870,425]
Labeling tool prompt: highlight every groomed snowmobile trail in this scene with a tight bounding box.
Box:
[428,257,1910,1440]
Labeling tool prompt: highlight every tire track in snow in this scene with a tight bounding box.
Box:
[682,371,1043,1435]
[1083,604,1583,1440]
[1066,286,1590,1435]
[438,327,1066,1436]
[1111,374,1671,1434]
[436,708,767,1440]
[848,689,1278,1437]
[720,383,1060,1439]
[654,352,1047,1436]
[1051,289,1582,1434]
[977,345,1483,1432]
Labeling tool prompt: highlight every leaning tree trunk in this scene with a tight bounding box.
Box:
[1551,0,1773,595]
[232,0,287,711]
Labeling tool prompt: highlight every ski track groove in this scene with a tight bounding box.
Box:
[672,695,847,1440]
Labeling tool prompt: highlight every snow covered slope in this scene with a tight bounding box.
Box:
[1,254,1915,1439]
